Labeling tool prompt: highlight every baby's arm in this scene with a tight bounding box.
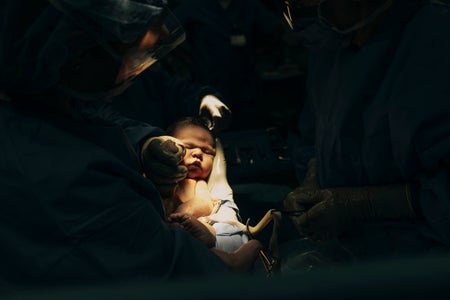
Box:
[174,179,214,218]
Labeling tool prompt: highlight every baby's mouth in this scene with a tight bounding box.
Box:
[187,162,201,171]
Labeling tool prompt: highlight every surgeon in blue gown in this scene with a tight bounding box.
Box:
[0,0,261,287]
[282,0,450,269]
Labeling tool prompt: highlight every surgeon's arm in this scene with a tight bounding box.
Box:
[146,63,231,131]
[211,240,263,273]
[71,100,166,152]
[284,159,419,240]
[285,183,418,240]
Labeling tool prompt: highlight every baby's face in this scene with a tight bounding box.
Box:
[173,125,215,180]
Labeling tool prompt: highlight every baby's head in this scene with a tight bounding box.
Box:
[167,117,216,180]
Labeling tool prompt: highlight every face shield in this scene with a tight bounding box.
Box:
[111,13,185,84]
[0,0,185,100]
[283,0,320,30]
[283,0,393,34]
[283,0,298,30]
[47,0,185,100]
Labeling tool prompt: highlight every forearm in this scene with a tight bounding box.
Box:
[330,183,417,221]
[210,240,262,273]
[286,181,419,240]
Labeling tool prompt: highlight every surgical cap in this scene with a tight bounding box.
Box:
[0,0,173,94]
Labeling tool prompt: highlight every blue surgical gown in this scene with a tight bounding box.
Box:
[0,99,227,287]
[291,1,450,260]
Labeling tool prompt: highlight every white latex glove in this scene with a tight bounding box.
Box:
[207,138,233,202]
[199,95,232,132]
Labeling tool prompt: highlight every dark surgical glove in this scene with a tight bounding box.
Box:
[285,184,417,241]
[141,136,188,197]
[284,158,320,214]
[168,213,216,248]
[199,95,232,133]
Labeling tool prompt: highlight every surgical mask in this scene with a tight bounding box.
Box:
[296,19,352,50]
[317,0,393,35]
[292,0,394,50]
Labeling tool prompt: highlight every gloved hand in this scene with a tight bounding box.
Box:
[284,158,319,214]
[207,138,233,202]
[285,184,417,241]
[168,213,216,248]
[199,95,232,133]
[141,136,188,198]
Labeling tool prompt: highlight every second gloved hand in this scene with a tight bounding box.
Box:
[141,136,188,197]
[199,95,232,133]
[285,184,417,241]
[168,213,216,248]
[284,158,320,214]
